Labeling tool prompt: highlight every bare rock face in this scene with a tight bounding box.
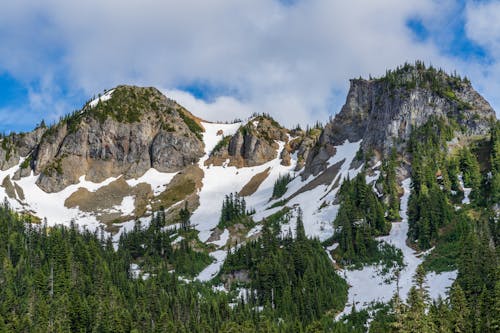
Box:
[288,127,322,171]
[227,130,278,166]
[0,126,46,171]
[304,65,496,177]
[207,115,289,167]
[12,85,205,192]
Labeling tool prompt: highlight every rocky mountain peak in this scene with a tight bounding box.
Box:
[2,85,206,193]
[303,62,496,177]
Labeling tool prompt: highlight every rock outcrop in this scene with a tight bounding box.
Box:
[304,63,496,177]
[206,115,289,167]
[0,126,46,171]
[3,85,205,192]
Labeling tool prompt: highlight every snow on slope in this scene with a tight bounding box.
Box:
[191,121,243,242]
[88,89,115,108]
[0,157,119,230]
[192,125,362,243]
[427,270,457,300]
[458,174,471,204]
[126,168,177,196]
[1,158,177,231]
[196,250,227,282]
[192,121,312,243]
[111,196,135,216]
[209,228,230,247]
[277,140,362,240]
[338,179,456,317]
[192,134,363,248]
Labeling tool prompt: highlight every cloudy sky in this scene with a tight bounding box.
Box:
[0,0,499,132]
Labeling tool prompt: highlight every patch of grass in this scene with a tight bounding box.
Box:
[268,199,287,209]
[422,241,460,273]
[442,89,456,100]
[178,109,203,140]
[20,155,32,169]
[161,122,175,132]
[421,211,470,273]
[155,178,196,208]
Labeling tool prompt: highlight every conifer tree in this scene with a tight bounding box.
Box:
[449,282,470,333]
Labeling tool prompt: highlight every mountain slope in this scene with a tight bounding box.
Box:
[0,63,497,323]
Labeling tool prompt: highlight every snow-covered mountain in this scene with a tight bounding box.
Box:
[0,63,496,314]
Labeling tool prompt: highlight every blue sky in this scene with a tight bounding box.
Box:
[0,0,499,133]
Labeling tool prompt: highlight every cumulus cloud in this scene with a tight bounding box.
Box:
[463,1,500,113]
[164,89,254,123]
[466,1,500,55]
[0,0,498,130]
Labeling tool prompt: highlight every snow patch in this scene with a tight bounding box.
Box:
[9,171,120,231]
[192,121,300,242]
[458,175,471,204]
[110,196,135,216]
[209,229,229,248]
[89,89,114,108]
[246,224,263,238]
[427,270,457,300]
[284,140,362,240]
[172,236,184,245]
[125,168,177,196]
[195,250,227,282]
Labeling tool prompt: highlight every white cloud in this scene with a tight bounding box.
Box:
[164,89,253,123]
[466,1,500,55]
[462,1,500,115]
[0,0,497,130]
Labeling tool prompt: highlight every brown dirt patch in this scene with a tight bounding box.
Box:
[152,165,204,225]
[14,183,25,201]
[288,159,344,201]
[239,167,270,197]
[65,177,153,225]
[2,176,16,199]
[63,165,203,229]
[152,165,203,210]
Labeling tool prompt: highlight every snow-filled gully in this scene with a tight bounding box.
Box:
[337,178,456,317]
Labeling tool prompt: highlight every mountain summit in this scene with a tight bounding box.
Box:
[304,62,496,177]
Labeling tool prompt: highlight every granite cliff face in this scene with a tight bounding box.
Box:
[304,64,496,177]
[2,86,205,192]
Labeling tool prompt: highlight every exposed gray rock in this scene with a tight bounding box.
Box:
[151,130,203,172]
[228,131,278,167]
[207,115,288,167]
[0,126,46,171]
[304,67,496,178]
[5,85,205,193]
